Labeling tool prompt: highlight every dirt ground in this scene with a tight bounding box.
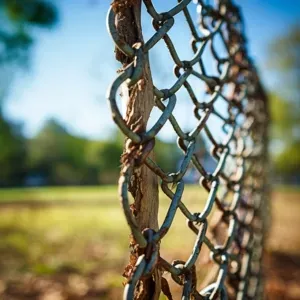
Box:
[264,188,300,300]
[264,251,300,299]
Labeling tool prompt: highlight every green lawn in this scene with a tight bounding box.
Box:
[0,185,299,299]
[0,185,117,202]
[0,185,209,299]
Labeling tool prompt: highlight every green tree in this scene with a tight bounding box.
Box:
[155,139,181,173]
[0,0,58,104]
[0,115,25,186]
[85,132,124,184]
[28,119,89,185]
[268,26,300,180]
[0,0,58,186]
[268,26,300,91]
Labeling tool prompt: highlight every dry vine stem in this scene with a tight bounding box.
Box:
[112,0,161,299]
[107,0,269,299]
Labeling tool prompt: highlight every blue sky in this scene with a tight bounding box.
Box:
[4,0,300,141]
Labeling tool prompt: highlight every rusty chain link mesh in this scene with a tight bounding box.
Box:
[107,0,269,299]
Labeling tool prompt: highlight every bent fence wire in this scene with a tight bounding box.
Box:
[107,0,269,299]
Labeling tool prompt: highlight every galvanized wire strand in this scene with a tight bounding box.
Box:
[107,0,269,299]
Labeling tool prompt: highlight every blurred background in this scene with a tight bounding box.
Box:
[0,0,299,299]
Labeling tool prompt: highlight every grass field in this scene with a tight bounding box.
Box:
[0,185,299,299]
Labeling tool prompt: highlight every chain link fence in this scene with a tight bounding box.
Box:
[107,0,269,299]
